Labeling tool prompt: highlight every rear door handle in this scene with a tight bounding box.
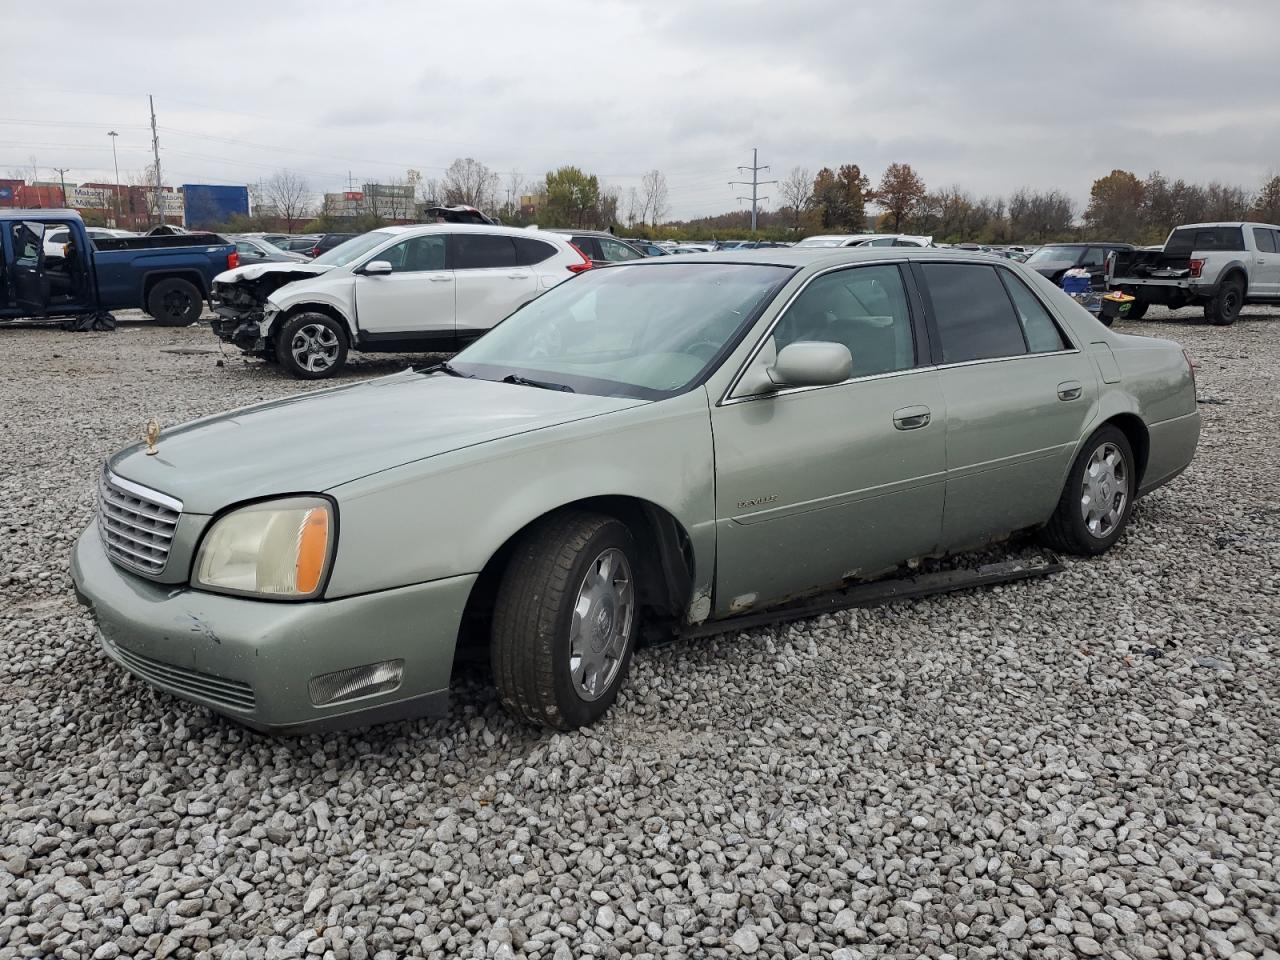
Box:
[892,405,931,430]
[507,274,527,279]
[1057,380,1083,401]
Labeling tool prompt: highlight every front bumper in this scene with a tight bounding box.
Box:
[71,528,476,734]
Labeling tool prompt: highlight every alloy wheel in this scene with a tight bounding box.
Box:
[567,547,635,701]
[1080,441,1128,539]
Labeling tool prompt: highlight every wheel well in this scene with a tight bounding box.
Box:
[1104,413,1149,486]
[143,271,206,302]
[278,303,354,344]
[455,497,696,661]
[1219,268,1247,292]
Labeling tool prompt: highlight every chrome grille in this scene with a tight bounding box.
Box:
[97,469,182,575]
[104,635,256,711]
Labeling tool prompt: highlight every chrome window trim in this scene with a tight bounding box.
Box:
[106,470,183,512]
[722,363,938,406]
[720,259,921,406]
[933,348,1081,373]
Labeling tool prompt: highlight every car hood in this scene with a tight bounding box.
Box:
[214,261,334,284]
[109,371,644,514]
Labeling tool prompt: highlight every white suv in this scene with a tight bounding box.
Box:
[211,224,591,378]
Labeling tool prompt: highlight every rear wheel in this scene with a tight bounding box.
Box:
[146,278,203,327]
[1204,278,1243,326]
[491,512,640,729]
[1040,425,1136,556]
[1126,299,1148,321]
[276,312,348,379]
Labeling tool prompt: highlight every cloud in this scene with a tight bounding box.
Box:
[6,0,1277,217]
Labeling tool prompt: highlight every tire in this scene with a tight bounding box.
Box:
[1126,299,1148,321]
[146,278,203,327]
[1204,278,1243,326]
[276,312,349,379]
[1040,425,1136,557]
[491,511,640,730]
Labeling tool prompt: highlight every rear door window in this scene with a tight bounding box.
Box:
[1252,228,1276,253]
[1080,248,1106,267]
[451,234,518,270]
[921,262,1029,364]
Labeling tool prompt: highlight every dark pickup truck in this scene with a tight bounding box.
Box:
[0,209,237,326]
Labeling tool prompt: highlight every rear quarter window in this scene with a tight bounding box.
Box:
[513,236,557,265]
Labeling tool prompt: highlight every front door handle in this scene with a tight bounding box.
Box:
[1057,380,1083,401]
[428,275,453,282]
[893,405,931,430]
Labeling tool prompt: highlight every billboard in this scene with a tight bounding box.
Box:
[182,183,249,228]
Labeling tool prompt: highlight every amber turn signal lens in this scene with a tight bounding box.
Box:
[295,508,329,595]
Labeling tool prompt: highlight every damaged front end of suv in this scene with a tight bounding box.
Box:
[211,264,330,356]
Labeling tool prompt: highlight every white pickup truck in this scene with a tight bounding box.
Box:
[1106,221,1280,325]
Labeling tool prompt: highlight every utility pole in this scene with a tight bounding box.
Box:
[149,95,164,225]
[107,131,122,227]
[729,147,777,233]
[54,167,71,208]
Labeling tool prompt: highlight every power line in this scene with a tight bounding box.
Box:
[729,147,777,233]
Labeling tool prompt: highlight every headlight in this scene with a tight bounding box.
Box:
[193,497,334,599]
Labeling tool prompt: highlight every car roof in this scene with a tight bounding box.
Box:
[377,223,573,242]
[1037,241,1133,248]
[1176,221,1280,230]
[601,246,1021,270]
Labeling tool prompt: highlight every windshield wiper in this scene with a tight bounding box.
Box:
[424,360,472,378]
[501,373,575,393]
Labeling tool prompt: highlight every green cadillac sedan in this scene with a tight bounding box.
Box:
[72,249,1200,732]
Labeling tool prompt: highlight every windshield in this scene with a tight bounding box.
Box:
[312,231,395,267]
[449,262,794,399]
[1026,245,1080,264]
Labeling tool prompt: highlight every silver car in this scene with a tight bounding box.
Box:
[71,249,1201,732]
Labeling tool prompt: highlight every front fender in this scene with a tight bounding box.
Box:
[322,389,718,608]
[265,290,357,342]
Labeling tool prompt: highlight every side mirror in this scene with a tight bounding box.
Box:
[361,260,393,276]
[768,341,852,389]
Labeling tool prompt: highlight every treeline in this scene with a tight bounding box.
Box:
[206,156,1280,245]
[664,165,1280,244]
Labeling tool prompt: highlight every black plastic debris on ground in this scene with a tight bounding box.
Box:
[60,311,117,332]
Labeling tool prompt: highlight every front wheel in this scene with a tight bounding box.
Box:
[276,312,349,379]
[491,512,640,729]
[1040,425,1136,556]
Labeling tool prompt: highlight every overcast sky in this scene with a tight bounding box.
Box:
[7,0,1279,219]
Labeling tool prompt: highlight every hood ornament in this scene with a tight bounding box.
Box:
[144,419,161,456]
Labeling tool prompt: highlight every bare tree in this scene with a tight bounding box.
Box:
[623,187,641,227]
[7,155,39,185]
[442,157,499,210]
[263,169,314,231]
[638,169,669,227]
[780,166,813,229]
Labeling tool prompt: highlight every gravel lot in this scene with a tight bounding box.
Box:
[0,306,1276,960]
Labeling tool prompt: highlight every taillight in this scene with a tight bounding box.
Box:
[311,246,321,258]
[1189,258,1205,279]
[227,251,239,270]
[1183,348,1197,390]
[1104,250,1115,278]
[567,243,592,273]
